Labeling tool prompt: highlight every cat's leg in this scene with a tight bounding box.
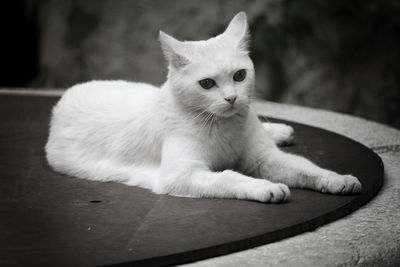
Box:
[243,112,361,194]
[155,136,290,203]
[157,167,290,202]
[262,122,294,146]
[252,150,362,194]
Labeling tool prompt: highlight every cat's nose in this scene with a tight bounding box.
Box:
[224,95,237,105]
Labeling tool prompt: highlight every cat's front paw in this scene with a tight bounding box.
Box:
[252,182,290,203]
[262,123,295,146]
[317,173,362,194]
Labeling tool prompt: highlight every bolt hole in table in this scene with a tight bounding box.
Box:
[0,94,383,266]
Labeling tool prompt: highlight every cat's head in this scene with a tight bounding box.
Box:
[159,12,254,118]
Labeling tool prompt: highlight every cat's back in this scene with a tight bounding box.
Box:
[49,79,161,143]
[58,80,158,113]
[50,80,160,129]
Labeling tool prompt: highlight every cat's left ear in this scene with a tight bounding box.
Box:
[159,31,190,69]
[223,11,250,52]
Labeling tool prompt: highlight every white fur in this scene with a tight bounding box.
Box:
[262,122,295,145]
[45,12,361,203]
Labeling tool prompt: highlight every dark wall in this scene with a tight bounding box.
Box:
[1,0,400,129]
[0,1,39,86]
[251,0,400,128]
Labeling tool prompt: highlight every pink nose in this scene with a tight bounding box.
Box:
[224,95,237,105]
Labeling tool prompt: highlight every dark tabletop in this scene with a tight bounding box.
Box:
[0,95,383,267]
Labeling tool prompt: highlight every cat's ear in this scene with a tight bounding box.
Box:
[223,11,250,52]
[159,31,190,69]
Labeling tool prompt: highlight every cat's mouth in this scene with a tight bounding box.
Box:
[220,105,237,117]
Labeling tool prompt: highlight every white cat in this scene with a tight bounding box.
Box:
[45,12,361,203]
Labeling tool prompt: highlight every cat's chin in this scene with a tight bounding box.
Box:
[217,106,240,118]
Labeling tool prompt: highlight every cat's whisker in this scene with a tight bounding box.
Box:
[211,114,218,136]
[198,112,210,131]
[209,113,218,136]
[189,103,215,126]
[201,112,216,136]
[204,112,213,134]
[205,116,214,136]
[202,112,214,130]
[192,109,208,122]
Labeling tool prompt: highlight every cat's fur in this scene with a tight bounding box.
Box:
[45,12,361,202]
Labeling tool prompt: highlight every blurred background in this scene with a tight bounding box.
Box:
[1,0,400,129]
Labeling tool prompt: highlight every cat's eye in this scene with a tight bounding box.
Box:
[233,69,246,82]
[199,78,216,89]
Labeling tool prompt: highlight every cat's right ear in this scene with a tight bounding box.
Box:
[159,31,189,69]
